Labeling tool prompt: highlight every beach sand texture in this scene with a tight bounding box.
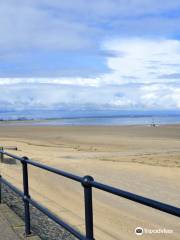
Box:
[0,124,180,240]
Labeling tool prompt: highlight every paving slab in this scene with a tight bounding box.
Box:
[0,205,20,240]
[0,204,40,240]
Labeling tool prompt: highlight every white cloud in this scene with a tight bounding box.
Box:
[1,38,180,110]
[102,38,180,85]
[100,38,180,109]
[0,77,100,87]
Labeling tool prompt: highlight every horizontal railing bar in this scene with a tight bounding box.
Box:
[0,150,82,182]
[91,181,180,217]
[28,197,86,240]
[1,177,24,198]
[1,150,180,218]
[0,177,86,240]
[0,150,23,161]
[25,159,82,182]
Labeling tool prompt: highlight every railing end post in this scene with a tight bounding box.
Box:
[82,175,94,240]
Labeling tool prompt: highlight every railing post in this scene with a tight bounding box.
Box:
[82,175,94,240]
[0,147,4,162]
[21,156,31,236]
[0,147,3,203]
[0,175,2,204]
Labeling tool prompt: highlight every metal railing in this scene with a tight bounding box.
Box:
[0,146,18,162]
[0,150,180,240]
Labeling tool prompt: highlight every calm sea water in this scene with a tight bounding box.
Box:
[1,116,180,126]
[0,110,180,126]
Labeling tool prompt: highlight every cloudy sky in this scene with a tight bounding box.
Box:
[1,0,180,111]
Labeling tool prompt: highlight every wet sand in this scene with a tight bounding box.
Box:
[0,124,180,239]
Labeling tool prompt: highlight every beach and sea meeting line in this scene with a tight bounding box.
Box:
[1,110,180,126]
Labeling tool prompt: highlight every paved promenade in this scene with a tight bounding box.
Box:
[0,204,40,240]
[0,206,20,240]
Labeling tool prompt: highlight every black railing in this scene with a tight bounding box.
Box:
[0,150,180,240]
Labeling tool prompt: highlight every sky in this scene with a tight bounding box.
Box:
[1,0,180,112]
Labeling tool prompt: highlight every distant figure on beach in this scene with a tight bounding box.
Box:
[151,118,157,127]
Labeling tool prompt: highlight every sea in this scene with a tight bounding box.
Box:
[0,109,180,126]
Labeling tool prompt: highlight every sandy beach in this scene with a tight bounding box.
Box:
[0,124,180,240]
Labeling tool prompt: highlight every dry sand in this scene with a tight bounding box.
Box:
[0,124,180,239]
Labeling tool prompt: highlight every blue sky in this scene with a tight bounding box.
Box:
[1,0,180,111]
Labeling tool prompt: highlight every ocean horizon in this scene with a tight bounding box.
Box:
[1,109,180,126]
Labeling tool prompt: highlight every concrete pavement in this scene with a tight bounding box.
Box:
[0,206,20,240]
[0,204,40,240]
